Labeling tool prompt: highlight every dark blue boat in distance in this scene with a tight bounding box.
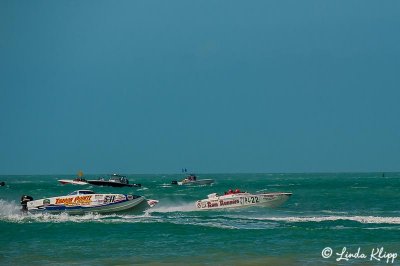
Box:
[87,174,141,188]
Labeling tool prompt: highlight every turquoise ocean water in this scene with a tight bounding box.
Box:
[1,173,400,265]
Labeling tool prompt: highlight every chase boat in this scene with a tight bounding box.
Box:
[172,174,214,186]
[195,190,292,210]
[21,190,158,214]
[87,174,141,188]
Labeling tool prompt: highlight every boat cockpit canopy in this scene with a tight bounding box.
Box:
[68,190,95,196]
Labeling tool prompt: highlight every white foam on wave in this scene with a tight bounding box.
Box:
[179,220,237,229]
[265,184,284,187]
[2,211,157,224]
[253,215,400,224]
[29,212,105,223]
[158,183,172,188]
[0,199,21,216]
[321,210,349,215]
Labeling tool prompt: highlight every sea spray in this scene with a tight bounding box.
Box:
[251,216,400,224]
[147,201,197,213]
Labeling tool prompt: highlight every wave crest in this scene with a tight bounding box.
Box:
[254,215,400,224]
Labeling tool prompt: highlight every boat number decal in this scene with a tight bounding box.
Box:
[197,202,201,208]
[241,196,259,205]
[104,196,116,204]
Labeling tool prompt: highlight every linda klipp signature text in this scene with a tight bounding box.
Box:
[321,246,397,263]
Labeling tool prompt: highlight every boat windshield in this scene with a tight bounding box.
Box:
[208,193,218,198]
[79,190,95,195]
[68,190,95,195]
[111,174,126,178]
[187,174,197,181]
[110,176,128,184]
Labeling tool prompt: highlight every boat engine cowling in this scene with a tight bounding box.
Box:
[21,195,33,211]
[171,180,178,185]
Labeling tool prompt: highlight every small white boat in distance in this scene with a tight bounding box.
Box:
[21,190,158,214]
[195,190,292,210]
[172,174,214,186]
[58,178,88,185]
[58,171,88,185]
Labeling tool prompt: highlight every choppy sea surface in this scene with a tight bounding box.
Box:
[1,173,400,265]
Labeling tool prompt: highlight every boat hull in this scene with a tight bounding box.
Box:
[27,193,145,214]
[58,179,88,185]
[195,192,292,210]
[86,180,140,187]
[178,179,214,186]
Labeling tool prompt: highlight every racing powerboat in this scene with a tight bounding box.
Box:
[58,178,88,185]
[87,174,141,188]
[195,190,292,210]
[171,174,214,186]
[21,190,158,214]
[58,171,88,185]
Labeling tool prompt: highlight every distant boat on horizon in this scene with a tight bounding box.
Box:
[87,174,141,188]
[172,174,214,186]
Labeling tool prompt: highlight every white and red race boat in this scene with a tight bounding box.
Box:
[58,178,88,185]
[58,171,88,185]
[21,190,158,214]
[195,190,292,210]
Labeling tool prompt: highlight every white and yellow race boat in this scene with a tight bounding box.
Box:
[195,191,292,210]
[21,190,158,214]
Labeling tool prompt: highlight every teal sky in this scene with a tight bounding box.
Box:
[1,1,399,174]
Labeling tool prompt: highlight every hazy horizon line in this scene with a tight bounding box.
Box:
[0,170,397,176]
